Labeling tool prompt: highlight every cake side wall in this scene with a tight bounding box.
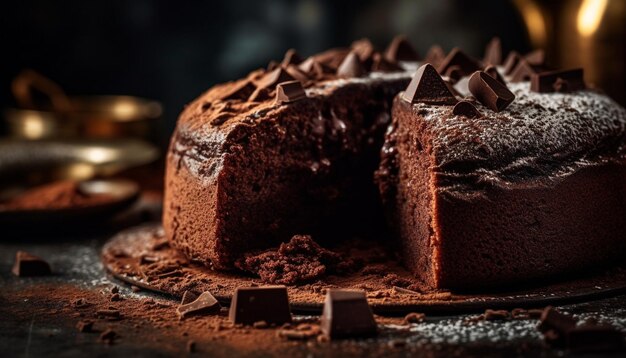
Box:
[433,163,626,290]
[163,128,227,268]
[384,97,440,289]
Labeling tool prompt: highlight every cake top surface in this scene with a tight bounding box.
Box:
[401,81,626,196]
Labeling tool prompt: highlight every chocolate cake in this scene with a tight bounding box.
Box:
[164,38,415,269]
[164,37,626,290]
[377,65,626,290]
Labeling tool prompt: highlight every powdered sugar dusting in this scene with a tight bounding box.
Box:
[410,82,626,195]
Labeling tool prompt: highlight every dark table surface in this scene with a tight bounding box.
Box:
[1,217,626,357]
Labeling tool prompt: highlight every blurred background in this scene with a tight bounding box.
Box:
[0,0,624,213]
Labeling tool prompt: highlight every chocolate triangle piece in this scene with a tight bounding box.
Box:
[484,65,506,85]
[351,38,376,64]
[256,67,296,90]
[510,59,537,82]
[320,289,377,339]
[453,101,482,119]
[314,48,350,69]
[468,71,515,112]
[217,79,256,101]
[483,37,502,66]
[336,51,365,78]
[371,53,402,72]
[229,286,292,325]
[177,291,221,319]
[402,63,457,105]
[503,51,522,75]
[12,251,51,276]
[423,45,446,68]
[530,68,585,93]
[284,65,310,82]
[281,48,302,67]
[384,35,419,62]
[180,290,198,305]
[267,60,279,71]
[525,49,545,66]
[298,57,316,73]
[438,48,481,77]
[275,80,307,104]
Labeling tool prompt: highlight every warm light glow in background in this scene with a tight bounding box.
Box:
[577,0,608,37]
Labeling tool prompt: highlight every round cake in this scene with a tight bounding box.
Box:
[163,37,626,290]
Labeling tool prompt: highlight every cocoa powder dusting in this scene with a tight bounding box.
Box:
[0,180,116,210]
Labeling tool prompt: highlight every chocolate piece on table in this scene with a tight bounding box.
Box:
[384,35,419,62]
[468,71,515,112]
[229,286,292,325]
[336,51,365,78]
[530,68,585,93]
[453,101,481,119]
[538,307,577,334]
[525,49,545,66]
[371,53,402,72]
[423,45,446,68]
[484,309,510,321]
[484,65,506,85]
[567,323,625,353]
[483,37,502,66]
[320,289,377,339]
[437,48,481,77]
[402,63,457,105]
[510,59,537,82]
[255,67,296,91]
[275,81,307,104]
[281,48,302,67]
[177,291,221,319]
[12,251,51,276]
[503,51,522,75]
[314,48,350,70]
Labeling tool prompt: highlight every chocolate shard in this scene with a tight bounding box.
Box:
[216,79,256,101]
[503,51,522,75]
[567,323,625,353]
[320,289,377,339]
[371,53,403,72]
[281,48,302,67]
[530,68,585,93]
[267,60,279,71]
[510,59,538,82]
[538,307,577,336]
[423,45,446,68]
[275,80,307,104]
[384,35,419,62]
[12,251,51,276]
[229,286,292,325]
[468,71,515,112]
[255,67,296,91]
[453,101,481,119]
[437,48,481,77]
[402,64,457,105]
[314,48,350,70]
[351,38,376,65]
[484,65,506,85]
[336,51,365,78]
[483,37,502,66]
[525,49,545,66]
[177,291,221,319]
[284,65,310,82]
